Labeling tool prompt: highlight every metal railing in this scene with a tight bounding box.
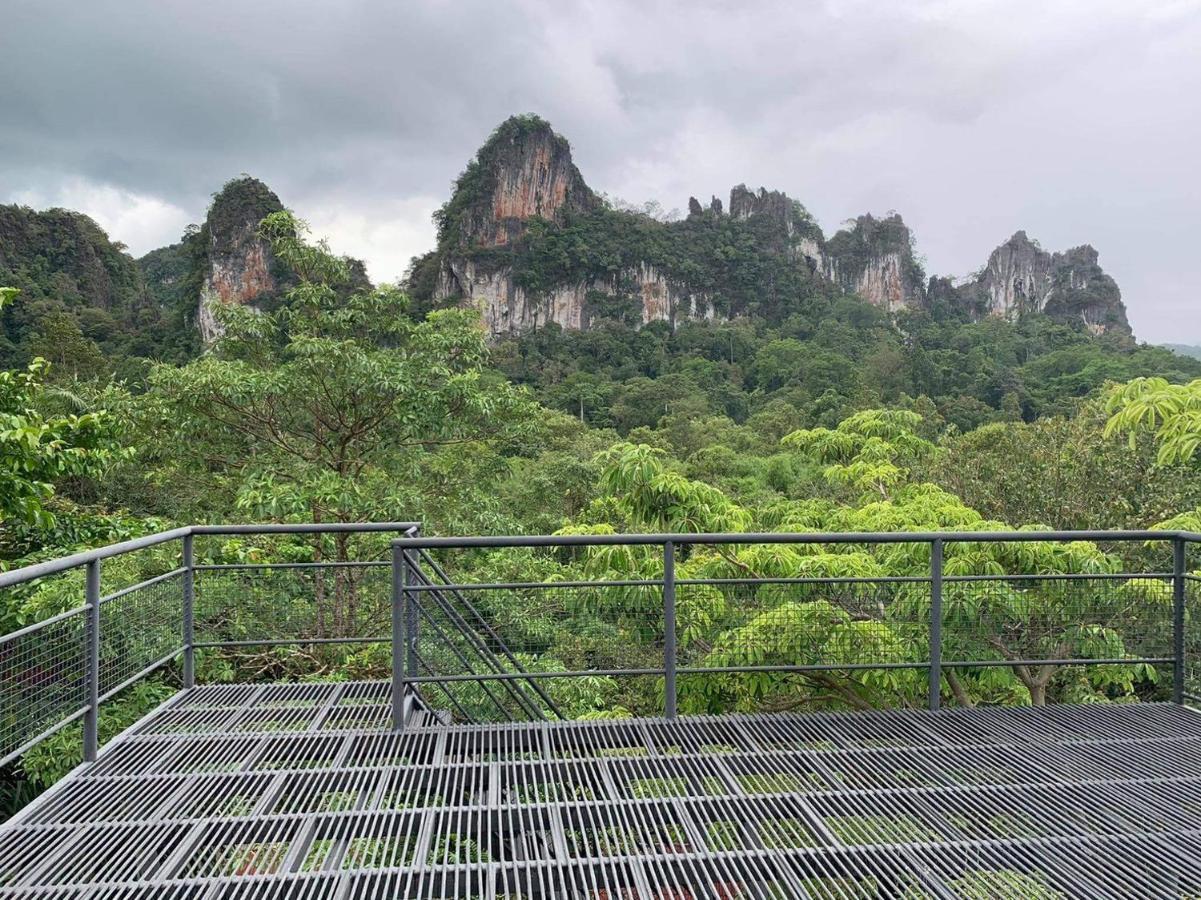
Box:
[393,530,1201,728]
[0,522,420,769]
[3,524,1201,770]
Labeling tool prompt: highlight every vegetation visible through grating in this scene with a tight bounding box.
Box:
[2,682,1201,897]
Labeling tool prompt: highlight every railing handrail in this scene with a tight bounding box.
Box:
[393,528,1201,550]
[0,522,422,589]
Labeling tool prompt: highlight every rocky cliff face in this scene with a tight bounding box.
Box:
[957,231,1130,338]
[194,177,286,343]
[436,257,714,334]
[438,115,597,252]
[822,214,924,313]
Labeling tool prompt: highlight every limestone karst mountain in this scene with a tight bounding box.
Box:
[409,115,1131,341]
[1,115,1133,356]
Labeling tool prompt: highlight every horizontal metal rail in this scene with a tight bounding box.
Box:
[99,567,186,603]
[397,529,1198,550]
[191,522,420,535]
[402,657,1174,684]
[194,560,391,571]
[0,527,192,589]
[194,637,389,648]
[0,522,420,588]
[404,571,1177,592]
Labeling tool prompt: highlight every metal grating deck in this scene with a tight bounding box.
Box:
[4,684,1201,897]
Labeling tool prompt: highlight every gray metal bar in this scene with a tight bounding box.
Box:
[1175,535,1187,704]
[0,602,88,646]
[929,538,943,712]
[84,558,100,763]
[940,656,1174,668]
[394,529,1174,550]
[191,522,420,535]
[0,521,1175,590]
[391,542,405,732]
[194,637,388,648]
[401,656,1175,683]
[664,540,677,720]
[405,550,418,682]
[0,522,421,589]
[0,526,192,588]
[403,571,1174,592]
[99,567,187,604]
[194,560,391,571]
[182,533,194,690]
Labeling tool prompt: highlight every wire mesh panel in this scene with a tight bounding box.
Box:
[195,564,392,646]
[99,573,183,696]
[410,537,1185,720]
[1187,575,1201,701]
[939,574,1174,707]
[676,578,929,707]
[410,582,665,723]
[942,575,1173,663]
[0,609,87,762]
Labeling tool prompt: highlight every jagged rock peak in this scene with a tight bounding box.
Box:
[436,115,598,250]
[823,213,925,313]
[730,184,785,221]
[725,185,825,271]
[197,176,285,343]
[960,230,1130,338]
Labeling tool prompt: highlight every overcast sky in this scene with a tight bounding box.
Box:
[2,0,1198,342]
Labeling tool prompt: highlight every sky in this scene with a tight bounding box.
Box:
[1,0,1199,343]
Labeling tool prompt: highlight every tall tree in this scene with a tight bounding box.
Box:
[0,288,120,547]
[131,214,536,630]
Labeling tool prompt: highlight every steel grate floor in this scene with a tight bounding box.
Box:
[4,684,1201,897]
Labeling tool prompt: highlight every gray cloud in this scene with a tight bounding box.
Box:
[1,0,1198,341]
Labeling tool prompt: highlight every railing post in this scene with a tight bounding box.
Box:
[663,540,677,719]
[84,559,101,762]
[391,542,406,732]
[405,553,419,684]
[182,533,195,690]
[1174,536,1186,704]
[928,538,943,712]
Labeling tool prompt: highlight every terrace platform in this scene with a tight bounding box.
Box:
[4,682,1201,898]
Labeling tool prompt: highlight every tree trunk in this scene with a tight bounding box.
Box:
[1013,663,1053,706]
[945,670,975,708]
